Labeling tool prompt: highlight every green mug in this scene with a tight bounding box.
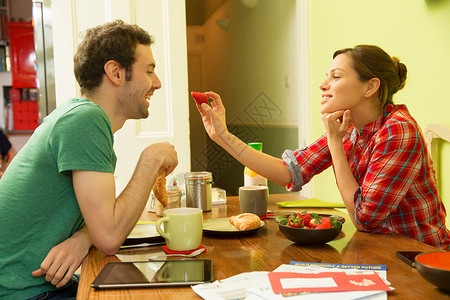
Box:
[156,207,203,251]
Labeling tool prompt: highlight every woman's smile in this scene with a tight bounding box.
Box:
[321,93,332,105]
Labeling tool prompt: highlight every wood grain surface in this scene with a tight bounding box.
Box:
[77,193,450,299]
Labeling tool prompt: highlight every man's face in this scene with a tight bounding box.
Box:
[119,44,162,119]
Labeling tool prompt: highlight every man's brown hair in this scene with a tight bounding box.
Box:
[74,20,154,95]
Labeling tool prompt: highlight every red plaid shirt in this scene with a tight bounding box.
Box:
[283,104,450,250]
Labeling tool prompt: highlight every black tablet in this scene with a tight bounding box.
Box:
[91,259,213,289]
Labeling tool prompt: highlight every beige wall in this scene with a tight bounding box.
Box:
[202,0,299,127]
[187,0,300,194]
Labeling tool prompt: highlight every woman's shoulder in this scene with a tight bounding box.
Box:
[384,104,419,129]
[377,104,421,140]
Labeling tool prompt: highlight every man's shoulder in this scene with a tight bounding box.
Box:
[59,98,104,115]
[48,98,109,127]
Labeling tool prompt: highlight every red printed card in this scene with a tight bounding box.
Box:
[268,271,391,294]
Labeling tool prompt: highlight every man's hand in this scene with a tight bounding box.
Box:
[32,227,91,288]
[140,142,178,176]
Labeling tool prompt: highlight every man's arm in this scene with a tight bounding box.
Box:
[32,225,92,288]
[73,142,177,255]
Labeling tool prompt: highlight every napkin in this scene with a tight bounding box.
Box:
[137,220,156,224]
[163,245,206,255]
[276,198,346,208]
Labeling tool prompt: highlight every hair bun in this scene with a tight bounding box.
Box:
[392,56,407,90]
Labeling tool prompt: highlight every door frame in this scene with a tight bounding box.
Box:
[297,0,311,197]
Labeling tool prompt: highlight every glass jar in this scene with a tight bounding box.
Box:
[184,171,213,212]
[151,186,183,217]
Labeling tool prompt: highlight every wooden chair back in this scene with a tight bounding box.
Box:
[424,124,450,226]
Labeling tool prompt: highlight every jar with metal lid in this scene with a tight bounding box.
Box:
[184,171,213,212]
[150,186,183,217]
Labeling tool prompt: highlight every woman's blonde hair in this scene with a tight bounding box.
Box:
[333,45,407,107]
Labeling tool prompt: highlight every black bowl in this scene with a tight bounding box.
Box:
[276,214,344,245]
[415,252,450,292]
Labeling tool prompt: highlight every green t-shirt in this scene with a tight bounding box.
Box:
[0,98,117,299]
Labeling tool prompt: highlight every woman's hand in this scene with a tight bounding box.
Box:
[321,110,351,146]
[195,92,229,146]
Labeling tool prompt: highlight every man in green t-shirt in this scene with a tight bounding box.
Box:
[0,20,178,300]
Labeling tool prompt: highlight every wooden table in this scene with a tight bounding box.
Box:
[77,193,450,299]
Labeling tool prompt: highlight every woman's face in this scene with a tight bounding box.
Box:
[319,53,367,114]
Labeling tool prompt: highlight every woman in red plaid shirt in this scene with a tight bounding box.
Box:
[196,45,450,250]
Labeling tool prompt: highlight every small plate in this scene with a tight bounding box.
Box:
[203,218,265,237]
[122,223,164,246]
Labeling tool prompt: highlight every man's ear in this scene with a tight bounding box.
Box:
[104,60,123,86]
[364,78,380,98]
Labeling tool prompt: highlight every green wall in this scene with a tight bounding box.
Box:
[309,0,450,205]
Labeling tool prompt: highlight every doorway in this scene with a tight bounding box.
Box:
[0,0,33,161]
[186,0,299,195]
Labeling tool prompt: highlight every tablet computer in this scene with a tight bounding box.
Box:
[91,259,213,289]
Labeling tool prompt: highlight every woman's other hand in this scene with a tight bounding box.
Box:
[321,109,351,146]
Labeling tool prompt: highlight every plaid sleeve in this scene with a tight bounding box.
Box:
[282,133,333,192]
[354,119,422,230]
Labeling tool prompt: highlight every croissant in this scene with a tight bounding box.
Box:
[152,168,168,207]
[229,213,261,231]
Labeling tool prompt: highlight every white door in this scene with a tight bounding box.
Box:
[51,0,191,196]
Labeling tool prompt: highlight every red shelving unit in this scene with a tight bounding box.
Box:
[9,22,36,88]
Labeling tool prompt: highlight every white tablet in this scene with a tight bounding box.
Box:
[91,259,213,289]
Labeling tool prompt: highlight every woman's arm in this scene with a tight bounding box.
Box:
[322,110,363,230]
[196,92,292,186]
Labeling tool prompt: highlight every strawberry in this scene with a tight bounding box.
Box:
[315,217,332,229]
[321,217,331,225]
[309,218,319,228]
[315,222,332,229]
[287,213,304,228]
[191,92,213,105]
[301,212,313,226]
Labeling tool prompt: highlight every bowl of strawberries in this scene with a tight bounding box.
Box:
[276,212,345,245]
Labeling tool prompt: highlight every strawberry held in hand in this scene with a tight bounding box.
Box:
[191,92,213,106]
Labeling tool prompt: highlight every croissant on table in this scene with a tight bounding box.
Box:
[229,213,261,231]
